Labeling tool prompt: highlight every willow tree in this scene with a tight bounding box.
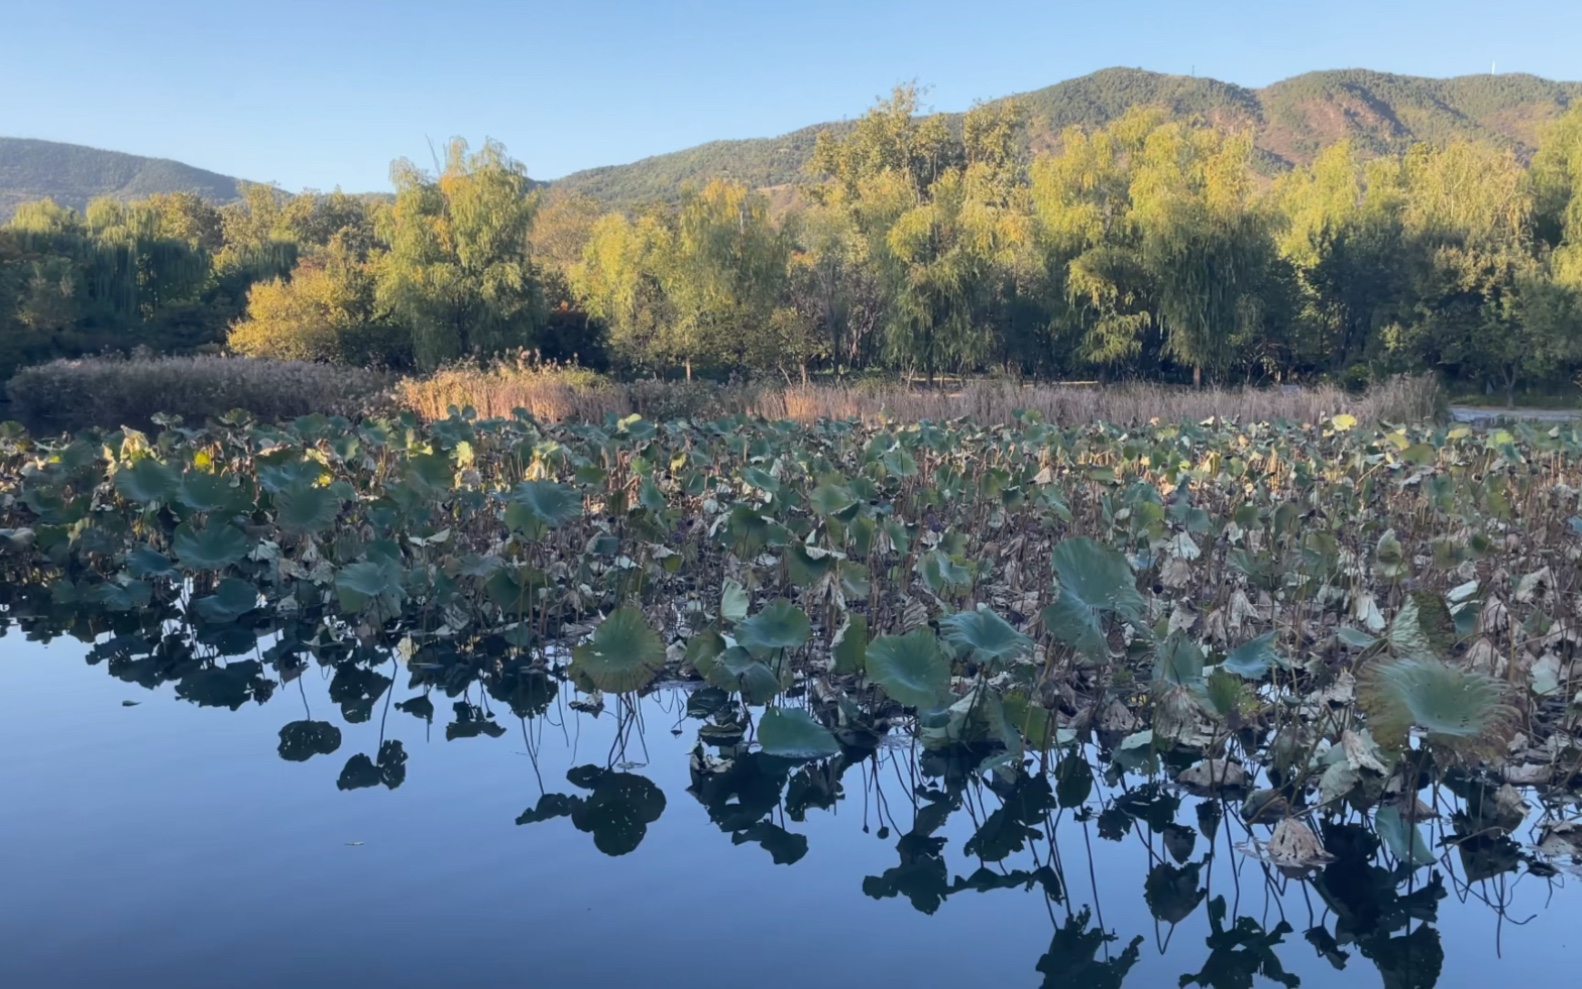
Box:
[1273,141,1410,372]
[573,211,677,372]
[1389,140,1546,403]
[1131,124,1286,385]
[1031,110,1159,374]
[378,138,544,370]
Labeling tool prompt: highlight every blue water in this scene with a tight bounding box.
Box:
[1,635,1573,988]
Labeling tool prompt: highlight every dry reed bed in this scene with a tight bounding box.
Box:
[5,354,1443,432]
[400,369,1443,428]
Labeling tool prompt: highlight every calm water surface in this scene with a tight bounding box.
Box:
[1,634,1575,988]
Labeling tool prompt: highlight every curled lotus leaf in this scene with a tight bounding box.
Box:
[941,606,1032,668]
[1042,537,1146,664]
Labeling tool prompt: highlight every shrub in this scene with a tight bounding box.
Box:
[6,355,389,432]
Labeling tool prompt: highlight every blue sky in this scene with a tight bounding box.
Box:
[4,0,1579,191]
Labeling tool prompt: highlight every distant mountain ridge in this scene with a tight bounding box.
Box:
[4,68,1580,219]
[553,68,1582,207]
[0,137,243,220]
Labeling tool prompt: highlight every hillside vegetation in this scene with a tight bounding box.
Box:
[555,68,1582,208]
[0,138,242,220]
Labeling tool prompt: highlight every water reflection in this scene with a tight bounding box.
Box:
[1,597,1576,988]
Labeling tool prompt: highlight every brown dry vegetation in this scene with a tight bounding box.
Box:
[3,354,1443,433]
[399,363,1443,428]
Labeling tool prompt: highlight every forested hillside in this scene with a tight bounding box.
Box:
[555,68,1582,208]
[0,138,242,220]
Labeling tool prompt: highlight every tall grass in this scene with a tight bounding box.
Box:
[764,375,1444,426]
[399,363,1443,428]
[6,355,389,432]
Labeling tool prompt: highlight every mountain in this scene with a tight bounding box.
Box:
[0,138,243,220]
[4,68,1581,220]
[553,68,1582,208]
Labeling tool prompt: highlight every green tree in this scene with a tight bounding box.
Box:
[229,233,403,366]
[377,138,545,370]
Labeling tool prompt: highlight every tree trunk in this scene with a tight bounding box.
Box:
[1193,365,1202,389]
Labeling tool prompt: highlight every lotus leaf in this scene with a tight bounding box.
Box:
[1042,537,1145,663]
[940,606,1032,667]
[570,607,665,693]
[275,483,343,535]
[735,599,811,655]
[866,629,949,709]
[114,458,180,505]
[172,522,252,571]
[757,707,840,760]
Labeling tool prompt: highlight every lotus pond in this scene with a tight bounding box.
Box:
[4,408,1582,987]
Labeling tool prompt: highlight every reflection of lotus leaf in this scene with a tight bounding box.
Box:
[174,660,268,710]
[277,720,342,762]
[336,741,406,790]
[520,765,667,857]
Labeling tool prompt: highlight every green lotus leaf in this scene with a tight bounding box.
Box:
[277,720,342,762]
[1042,537,1145,664]
[1223,632,1279,679]
[1154,634,1204,688]
[916,549,972,594]
[114,458,180,505]
[757,707,840,760]
[570,606,665,693]
[810,482,859,519]
[178,471,240,512]
[941,606,1033,667]
[832,613,869,675]
[707,646,784,704]
[275,483,343,535]
[736,599,811,655]
[172,522,252,571]
[684,630,727,678]
[504,480,581,532]
[404,451,454,495]
[192,577,261,623]
[334,559,407,619]
[258,459,329,495]
[866,628,950,709]
[1359,655,1515,757]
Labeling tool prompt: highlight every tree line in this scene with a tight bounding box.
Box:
[4,86,1582,400]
